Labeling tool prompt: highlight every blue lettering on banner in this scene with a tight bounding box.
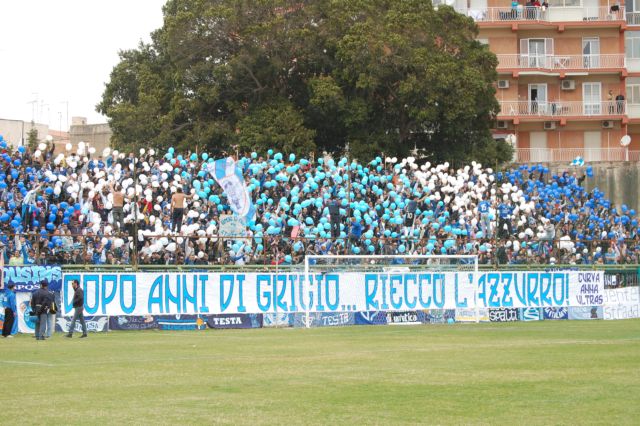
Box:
[5,266,62,292]
[354,311,388,325]
[60,271,605,316]
[543,307,569,320]
[519,308,543,321]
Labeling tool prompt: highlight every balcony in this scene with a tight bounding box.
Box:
[515,148,640,163]
[627,11,640,25]
[499,100,626,117]
[458,6,624,23]
[496,54,625,71]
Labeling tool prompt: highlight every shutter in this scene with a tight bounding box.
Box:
[545,38,554,55]
[520,39,529,67]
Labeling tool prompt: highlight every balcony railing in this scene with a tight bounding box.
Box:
[627,11,640,25]
[497,54,625,70]
[458,6,624,23]
[515,148,640,163]
[499,100,626,117]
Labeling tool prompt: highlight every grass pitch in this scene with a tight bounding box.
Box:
[1,320,639,425]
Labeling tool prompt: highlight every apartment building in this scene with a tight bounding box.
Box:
[440,0,640,162]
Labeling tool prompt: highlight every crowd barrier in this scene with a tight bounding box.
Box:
[7,232,640,267]
[1,266,638,333]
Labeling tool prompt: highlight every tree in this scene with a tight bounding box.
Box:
[99,0,510,164]
[27,123,39,152]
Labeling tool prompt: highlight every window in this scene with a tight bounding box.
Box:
[476,38,489,45]
[626,32,640,59]
[626,84,640,104]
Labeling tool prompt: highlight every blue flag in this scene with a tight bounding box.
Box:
[207,157,256,222]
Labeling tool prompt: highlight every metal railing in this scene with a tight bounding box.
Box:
[499,100,626,117]
[627,11,640,25]
[457,6,624,23]
[496,54,625,70]
[6,232,640,270]
[514,148,640,163]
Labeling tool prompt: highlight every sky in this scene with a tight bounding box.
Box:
[0,0,167,129]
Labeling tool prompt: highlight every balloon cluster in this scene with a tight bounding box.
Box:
[0,133,637,265]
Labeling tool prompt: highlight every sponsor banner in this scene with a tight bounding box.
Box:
[109,316,158,330]
[543,307,569,320]
[207,314,263,329]
[386,310,425,325]
[489,308,519,322]
[603,287,640,320]
[568,306,603,320]
[262,313,293,327]
[603,287,640,305]
[155,315,207,330]
[4,266,62,292]
[603,304,640,320]
[55,316,109,333]
[61,271,606,316]
[423,309,456,324]
[519,308,543,321]
[354,311,388,326]
[455,308,490,323]
[292,312,355,328]
[16,292,37,333]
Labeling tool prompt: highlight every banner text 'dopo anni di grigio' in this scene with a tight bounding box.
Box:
[61,271,604,316]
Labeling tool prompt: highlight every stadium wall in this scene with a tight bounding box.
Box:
[549,162,640,214]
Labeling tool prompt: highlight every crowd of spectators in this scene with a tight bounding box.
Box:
[0,133,638,268]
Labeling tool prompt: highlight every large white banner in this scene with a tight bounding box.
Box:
[603,287,640,320]
[61,271,605,316]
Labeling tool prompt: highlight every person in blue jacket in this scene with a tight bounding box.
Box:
[2,284,17,337]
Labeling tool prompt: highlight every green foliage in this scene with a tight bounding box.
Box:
[99,0,502,164]
[471,137,514,168]
[27,124,38,152]
[236,99,316,156]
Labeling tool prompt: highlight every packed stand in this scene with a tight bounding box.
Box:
[0,133,637,267]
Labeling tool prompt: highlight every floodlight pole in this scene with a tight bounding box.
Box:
[132,155,139,269]
[304,255,310,329]
[346,142,351,255]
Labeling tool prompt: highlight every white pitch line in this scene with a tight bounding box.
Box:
[0,360,56,367]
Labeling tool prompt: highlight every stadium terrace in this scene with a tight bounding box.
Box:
[0,134,636,267]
